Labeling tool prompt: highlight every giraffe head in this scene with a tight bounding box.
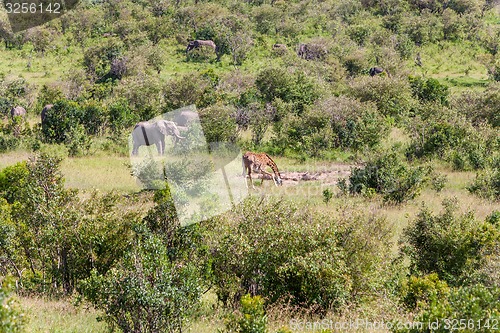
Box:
[274,176,283,186]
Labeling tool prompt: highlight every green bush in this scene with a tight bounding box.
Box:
[349,77,416,120]
[0,133,19,153]
[255,67,321,114]
[0,277,25,333]
[107,98,139,133]
[207,197,395,312]
[223,294,267,333]
[467,168,500,200]
[393,284,500,333]
[409,76,449,105]
[401,199,500,286]
[345,149,431,203]
[451,85,500,127]
[80,234,203,333]
[273,96,389,157]
[199,103,238,143]
[400,273,451,310]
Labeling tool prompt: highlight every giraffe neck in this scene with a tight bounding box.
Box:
[265,154,281,178]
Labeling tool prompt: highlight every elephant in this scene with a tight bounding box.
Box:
[132,120,185,156]
[297,43,308,59]
[369,67,385,77]
[40,104,53,123]
[173,110,198,127]
[10,106,26,118]
[186,40,217,54]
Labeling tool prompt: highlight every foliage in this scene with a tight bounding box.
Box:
[199,103,238,143]
[409,76,449,105]
[273,96,389,157]
[207,197,395,313]
[451,85,500,127]
[401,199,500,286]
[0,277,25,333]
[393,284,500,333]
[255,67,321,115]
[0,154,135,295]
[467,168,500,200]
[399,273,451,310]
[349,77,416,120]
[80,187,204,333]
[345,149,431,203]
[80,233,203,333]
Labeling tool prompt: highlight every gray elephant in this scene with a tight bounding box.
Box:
[132,120,185,156]
[173,110,198,127]
[369,67,385,76]
[10,106,26,118]
[40,104,53,123]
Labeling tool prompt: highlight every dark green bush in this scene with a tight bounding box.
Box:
[467,168,500,200]
[0,133,19,153]
[273,96,389,157]
[207,197,395,312]
[0,277,25,333]
[393,284,500,333]
[107,98,139,133]
[401,199,500,286]
[345,149,431,203]
[349,77,416,120]
[255,67,321,114]
[409,76,449,105]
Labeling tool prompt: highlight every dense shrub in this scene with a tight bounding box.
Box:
[206,197,395,312]
[400,273,450,310]
[467,168,500,200]
[163,73,217,111]
[349,77,416,120]
[107,98,139,133]
[83,37,125,81]
[394,284,500,333]
[401,199,500,286]
[80,234,203,333]
[451,85,500,127]
[345,149,431,203]
[405,115,499,170]
[80,187,204,333]
[409,76,449,105]
[273,96,389,156]
[255,67,321,114]
[0,154,135,295]
[199,103,238,143]
[0,277,25,333]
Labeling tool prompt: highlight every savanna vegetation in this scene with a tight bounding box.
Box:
[0,0,499,332]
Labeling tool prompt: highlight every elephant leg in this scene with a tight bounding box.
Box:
[155,142,163,155]
[132,143,139,155]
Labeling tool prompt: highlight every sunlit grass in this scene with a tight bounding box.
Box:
[19,297,106,333]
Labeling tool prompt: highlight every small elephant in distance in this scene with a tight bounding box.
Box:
[369,67,386,77]
[10,106,26,118]
[186,40,217,54]
[132,120,185,156]
[40,104,53,123]
[173,110,198,127]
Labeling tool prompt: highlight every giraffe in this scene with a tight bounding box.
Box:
[242,152,283,189]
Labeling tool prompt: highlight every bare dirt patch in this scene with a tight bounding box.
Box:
[253,164,353,186]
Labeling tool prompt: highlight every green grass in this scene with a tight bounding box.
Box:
[19,297,106,333]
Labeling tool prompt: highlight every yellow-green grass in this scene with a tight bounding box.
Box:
[61,154,140,192]
[19,297,106,333]
[408,41,490,92]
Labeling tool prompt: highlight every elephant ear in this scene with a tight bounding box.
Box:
[156,121,170,135]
